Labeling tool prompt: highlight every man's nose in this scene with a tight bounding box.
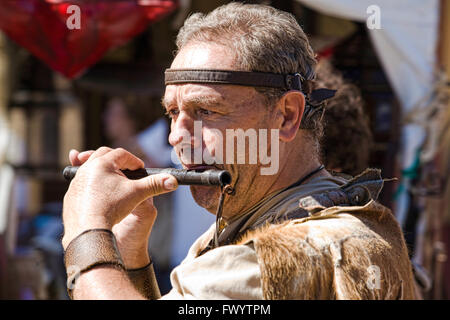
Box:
[168,112,199,148]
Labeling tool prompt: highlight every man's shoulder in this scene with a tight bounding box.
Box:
[237,199,395,248]
[235,200,416,299]
[241,167,396,246]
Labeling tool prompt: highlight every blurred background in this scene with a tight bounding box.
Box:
[0,0,449,299]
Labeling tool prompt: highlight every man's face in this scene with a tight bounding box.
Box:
[163,42,279,218]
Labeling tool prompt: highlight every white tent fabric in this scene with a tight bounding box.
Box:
[296,0,439,111]
[296,0,440,225]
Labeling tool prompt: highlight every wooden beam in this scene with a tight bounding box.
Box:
[439,0,450,76]
[437,0,450,300]
[0,32,11,167]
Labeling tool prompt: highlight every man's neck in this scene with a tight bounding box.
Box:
[262,158,328,201]
[223,153,329,222]
[262,137,329,198]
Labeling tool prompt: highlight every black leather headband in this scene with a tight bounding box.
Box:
[164,68,337,105]
[165,69,306,91]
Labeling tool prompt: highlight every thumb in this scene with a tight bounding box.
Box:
[132,173,178,200]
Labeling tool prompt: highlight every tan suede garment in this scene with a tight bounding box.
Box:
[162,170,416,300]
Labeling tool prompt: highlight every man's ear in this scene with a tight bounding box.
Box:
[276,91,305,142]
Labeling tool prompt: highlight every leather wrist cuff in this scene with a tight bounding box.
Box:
[126,261,161,300]
[64,229,125,299]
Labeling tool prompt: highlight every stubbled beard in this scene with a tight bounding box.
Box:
[190,185,220,213]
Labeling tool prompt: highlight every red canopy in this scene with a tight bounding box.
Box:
[0,0,178,78]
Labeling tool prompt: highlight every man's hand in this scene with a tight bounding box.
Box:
[62,147,178,269]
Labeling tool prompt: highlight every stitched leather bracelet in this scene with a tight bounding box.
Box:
[126,260,161,300]
[64,229,125,299]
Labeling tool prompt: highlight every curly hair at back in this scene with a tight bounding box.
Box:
[314,60,373,176]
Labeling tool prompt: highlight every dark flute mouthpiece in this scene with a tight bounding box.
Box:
[63,166,232,187]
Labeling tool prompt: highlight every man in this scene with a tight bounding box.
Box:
[62,3,416,299]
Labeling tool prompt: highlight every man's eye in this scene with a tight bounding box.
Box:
[198,108,214,116]
[166,109,179,118]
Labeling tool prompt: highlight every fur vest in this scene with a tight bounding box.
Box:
[233,169,417,299]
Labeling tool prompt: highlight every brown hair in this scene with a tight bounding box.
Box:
[314,60,373,175]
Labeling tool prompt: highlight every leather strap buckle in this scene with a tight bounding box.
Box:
[285,73,302,91]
